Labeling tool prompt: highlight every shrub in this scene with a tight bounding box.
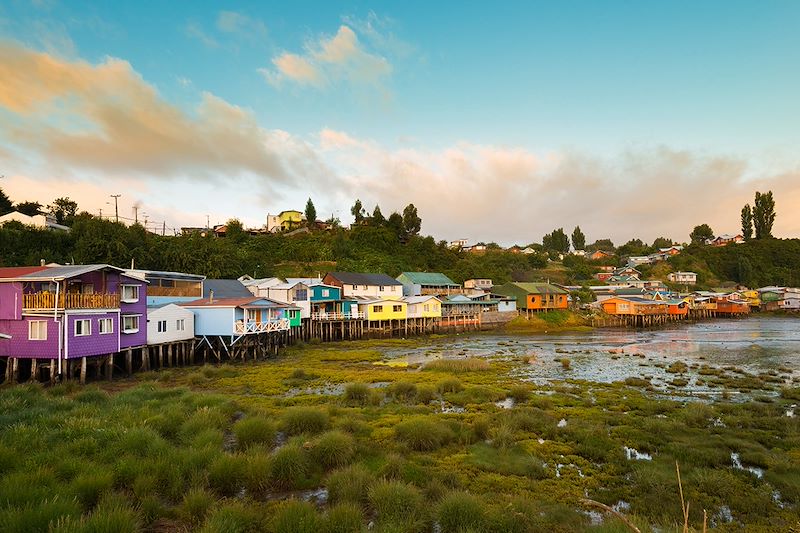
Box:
[508,385,531,403]
[70,471,114,510]
[343,383,370,406]
[180,487,215,525]
[270,444,309,490]
[326,464,375,506]
[208,454,246,496]
[437,491,486,533]
[436,378,463,394]
[273,500,321,533]
[395,417,453,451]
[199,502,262,533]
[415,385,436,404]
[313,430,356,470]
[489,423,516,449]
[388,381,418,403]
[282,407,330,435]
[0,496,81,533]
[233,417,275,450]
[560,358,571,370]
[368,480,423,523]
[243,449,272,497]
[423,358,490,373]
[472,415,491,441]
[324,502,364,533]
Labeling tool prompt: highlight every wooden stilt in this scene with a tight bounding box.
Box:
[80,357,87,385]
[49,359,57,385]
[126,349,133,376]
[30,358,38,382]
[106,354,113,380]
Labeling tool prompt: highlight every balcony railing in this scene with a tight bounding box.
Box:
[147,286,202,297]
[311,311,363,321]
[23,292,121,310]
[235,319,290,334]
[419,287,465,296]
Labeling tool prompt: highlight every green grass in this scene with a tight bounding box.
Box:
[233,416,275,450]
[437,491,486,533]
[282,406,330,435]
[423,358,490,373]
[326,464,375,506]
[270,444,309,490]
[312,430,356,469]
[272,500,321,533]
[395,417,454,451]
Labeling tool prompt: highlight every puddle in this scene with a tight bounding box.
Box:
[495,397,516,409]
[730,452,764,478]
[623,446,652,461]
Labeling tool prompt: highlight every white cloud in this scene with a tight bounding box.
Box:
[216,11,267,40]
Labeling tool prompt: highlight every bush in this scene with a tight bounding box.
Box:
[388,381,418,403]
[423,358,490,373]
[233,417,275,450]
[313,431,356,470]
[243,449,272,497]
[199,502,262,533]
[368,480,423,523]
[395,417,453,451]
[270,445,309,490]
[273,500,320,533]
[208,454,246,496]
[343,383,370,406]
[324,502,364,533]
[436,378,463,394]
[282,407,330,435]
[180,487,215,525]
[437,491,486,533]
[415,385,436,404]
[70,471,114,509]
[508,385,531,403]
[326,464,375,506]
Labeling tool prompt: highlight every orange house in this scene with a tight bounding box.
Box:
[600,297,666,316]
[493,282,569,311]
[666,299,689,316]
[714,296,750,315]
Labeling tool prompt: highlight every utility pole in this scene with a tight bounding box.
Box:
[206,214,210,230]
[110,194,121,223]
[133,205,139,224]
[162,221,165,236]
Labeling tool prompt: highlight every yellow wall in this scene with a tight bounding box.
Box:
[407,301,441,318]
[360,301,407,320]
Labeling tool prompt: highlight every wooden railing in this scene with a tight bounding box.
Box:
[311,311,363,321]
[419,287,465,296]
[147,286,202,297]
[23,292,121,310]
[235,319,290,334]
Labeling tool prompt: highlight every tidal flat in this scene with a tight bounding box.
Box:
[1,324,799,532]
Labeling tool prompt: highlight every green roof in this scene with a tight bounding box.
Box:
[505,282,568,295]
[396,272,459,286]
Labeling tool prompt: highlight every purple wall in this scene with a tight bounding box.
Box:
[119,274,147,349]
[0,283,22,320]
[0,317,60,358]
[65,312,119,359]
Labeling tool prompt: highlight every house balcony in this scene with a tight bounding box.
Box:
[235,319,290,334]
[419,287,465,296]
[311,311,363,320]
[23,292,121,310]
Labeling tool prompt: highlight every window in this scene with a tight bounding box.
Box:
[321,289,329,297]
[392,305,402,313]
[74,319,91,337]
[81,283,94,294]
[122,315,139,333]
[295,289,308,301]
[424,304,430,312]
[247,309,259,322]
[121,284,140,303]
[176,319,185,331]
[379,286,384,292]
[373,305,383,313]
[99,318,113,335]
[361,285,368,290]
[157,320,167,333]
[29,320,47,341]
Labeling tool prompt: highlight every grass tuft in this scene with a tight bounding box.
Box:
[437,491,486,533]
[326,464,375,506]
[270,444,309,490]
[272,500,321,533]
[423,358,490,373]
[312,430,356,470]
[395,417,453,451]
[282,407,330,435]
[233,416,275,450]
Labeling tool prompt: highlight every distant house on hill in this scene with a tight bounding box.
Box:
[266,210,304,232]
[449,239,468,249]
[667,272,697,285]
[0,211,70,231]
[589,249,614,261]
[464,279,493,291]
[706,234,744,247]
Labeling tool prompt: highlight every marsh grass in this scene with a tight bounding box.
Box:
[395,417,454,451]
[270,444,309,490]
[272,500,320,533]
[180,487,215,525]
[436,377,463,394]
[233,416,275,450]
[70,472,114,510]
[282,406,330,435]
[324,502,365,533]
[437,491,486,533]
[208,454,246,496]
[343,383,370,406]
[312,430,356,469]
[423,358,490,373]
[326,464,375,506]
[387,381,417,402]
[368,480,424,527]
[199,501,262,533]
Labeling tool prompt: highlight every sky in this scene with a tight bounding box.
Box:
[1,0,799,245]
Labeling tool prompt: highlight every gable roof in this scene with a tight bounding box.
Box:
[500,282,569,295]
[0,266,49,279]
[127,269,205,282]
[0,264,130,282]
[203,279,252,298]
[402,295,442,304]
[397,272,459,286]
[326,272,402,286]
[182,296,296,308]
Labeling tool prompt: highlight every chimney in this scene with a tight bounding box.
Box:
[40,259,46,266]
[131,258,135,269]
[209,290,214,304]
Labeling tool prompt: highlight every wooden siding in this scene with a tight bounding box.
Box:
[23,292,120,310]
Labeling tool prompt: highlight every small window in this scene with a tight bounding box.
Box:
[122,315,139,333]
[176,319,185,331]
[373,305,383,313]
[121,285,140,303]
[29,320,47,341]
[424,304,430,312]
[379,286,384,292]
[393,305,402,312]
[321,289,329,297]
[81,283,94,295]
[99,318,113,334]
[74,319,91,337]
[157,320,167,333]
[295,289,308,300]
[362,285,368,290]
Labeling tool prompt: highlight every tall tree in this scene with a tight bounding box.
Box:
[571,226,586,251]
[690,223,714,244]
[651,237,673,249]
[586,239,615,252]
[542,228,569,253]
[0,188,12,215]
[351,199,365,224]
[49,197,78,226]
[753,190,775,239]
[15,201,42,216]
[402,203,422,236]
[305,198,317,227]
[387,212,404,237]
[741,204,753,241]
[371,205,385,227]
[225,218,247,242]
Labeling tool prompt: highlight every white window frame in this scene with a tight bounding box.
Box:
[121,284,140,303]
[176,319,185,331]
[157,320,167,333]
[379,286,385,292]
[74,319,91,337]
[28,320,48,341]
[122,315,140,334]
[321,289,330,297]
[99,318,113,335]
[247,309,259,322]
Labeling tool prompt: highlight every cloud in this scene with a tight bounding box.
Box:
[261,25,391,89]
[185,22,219,48]
[0,40,329,189]
[216,11,267,39]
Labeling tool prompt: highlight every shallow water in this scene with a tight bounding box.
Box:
[381,316,800,398]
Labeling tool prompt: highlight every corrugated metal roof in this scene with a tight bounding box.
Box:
[127,269,205,281]
[0,264,127,281]
[182,297,295,308]
[203,279,252,298]
[397,272,459,286]
[0,266,49,278]
[509,282,569,294]
[326,272,402,286]
[402,295,441,304]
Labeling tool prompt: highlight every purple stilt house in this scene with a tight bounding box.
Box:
[0,264,147,382]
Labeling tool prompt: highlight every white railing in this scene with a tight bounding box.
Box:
[235,319,290,334]
[311,311,363,321]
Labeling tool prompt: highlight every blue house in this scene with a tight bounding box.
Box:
[286,278,359,319]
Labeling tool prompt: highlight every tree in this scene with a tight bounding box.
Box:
[305,198,317,228]
[15,201,42,216]
[753,190,775,239]
[690,224,714,245]
[586,239,615,252]
[0,188,12,215]
[351,199,365,224]
[387,212,404,237]
[651,237,673,249]
[49,197,78,226]
[571,226,586,251]
[225,218,246,242]
[617,239,647,257]
[542,228,569,253]
[371,205,385,227]
[741,204,753,241]
[402,204,422,236]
